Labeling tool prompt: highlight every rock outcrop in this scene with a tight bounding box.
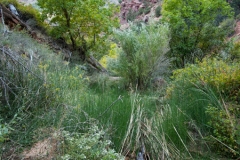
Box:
[120,0,159,25]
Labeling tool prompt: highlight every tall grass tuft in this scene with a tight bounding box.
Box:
[110,22,171,89]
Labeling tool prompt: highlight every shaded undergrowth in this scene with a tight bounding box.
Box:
[1,23,239,160]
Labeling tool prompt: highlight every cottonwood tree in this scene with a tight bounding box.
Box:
[162,0,233,68]
[38,0,119,58]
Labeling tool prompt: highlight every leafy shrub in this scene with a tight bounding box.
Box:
[110,22,170,89]
[61,125,124,160]
[99,43,119,69]
[171,58,240,103]
[229,41,240,61]
[206,105,240,157]
[155,6,161,17]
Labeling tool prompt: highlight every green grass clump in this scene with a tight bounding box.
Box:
[165,58,240,158]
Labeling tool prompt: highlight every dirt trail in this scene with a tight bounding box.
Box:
[235,21,240,36]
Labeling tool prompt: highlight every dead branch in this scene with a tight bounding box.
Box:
[86,55,107,72]
[0,5,7,34]
[0,46,43,81]
[0,4,32,32]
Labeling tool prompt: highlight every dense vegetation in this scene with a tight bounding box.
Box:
[0,0,240,159]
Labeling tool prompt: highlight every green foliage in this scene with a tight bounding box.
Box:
[111,22,170,89]
[45,64,87,107]
[229,41,240,61]
[165,58,240,158]
[166,77,216,130]
[155,5,161,17]
[141,0,151,14]
[61,126,124,160]
[142,6,151,15]
[171,59,240,103]
[219,18,236,37]
[126,9,138,22]
[121,92,197,159]
[0,122,9,143]
[0,34,53,122]
[37,0,119,53]
[162,0,233,67]
[229,0,240,16]
[206,105,240,157]
[80,87,132,151]
[99,43,119,69]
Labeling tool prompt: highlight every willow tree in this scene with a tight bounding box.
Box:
[38,0,119,57]
[162,0,233,68]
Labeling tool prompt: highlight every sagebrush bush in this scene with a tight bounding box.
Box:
[61,125,124,160]
[110,22,170,89]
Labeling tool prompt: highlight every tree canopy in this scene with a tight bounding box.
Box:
[38,0,119,56]
[162,0,233,68]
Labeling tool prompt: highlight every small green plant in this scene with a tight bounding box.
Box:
[0,122,9,143]
[61,125,124,160]
[155,6,161,17]
[126,9,138,22]
[229,41,240,61]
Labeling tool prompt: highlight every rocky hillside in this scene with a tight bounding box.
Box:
[119,0,161,29]
[16,0,162,29]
